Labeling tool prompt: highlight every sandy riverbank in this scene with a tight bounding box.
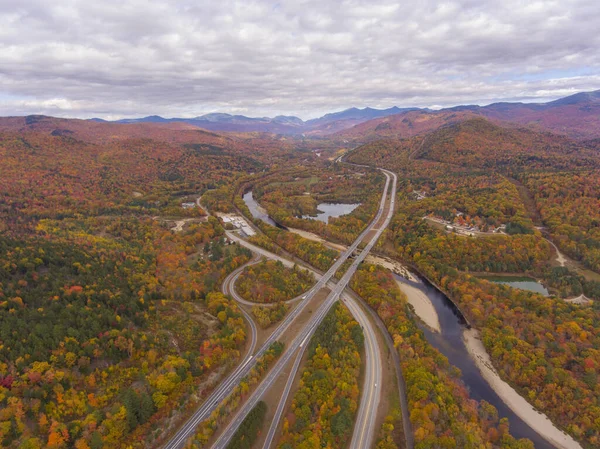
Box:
[289,227,442,333]
[287,227,347,251]
[463,329,583,449]
[367,254,418,282]
[395,280,441,333]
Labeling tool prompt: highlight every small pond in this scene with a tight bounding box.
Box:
[479,276,549,296]
[302,203,360,223]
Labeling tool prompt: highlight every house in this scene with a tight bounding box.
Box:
[181,202,196,209]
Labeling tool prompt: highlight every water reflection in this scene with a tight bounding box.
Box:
[242,191,278,227]
[479,276,549,296]
[302,202,360,223]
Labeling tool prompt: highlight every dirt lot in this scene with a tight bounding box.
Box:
[288,227,346,252]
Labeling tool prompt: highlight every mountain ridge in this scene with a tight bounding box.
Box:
[336,89,600,140]
[90,106,419,134]
[13,89,600,138]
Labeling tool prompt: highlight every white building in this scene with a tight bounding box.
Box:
[240,225,256,237]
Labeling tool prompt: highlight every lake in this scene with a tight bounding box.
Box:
[302,202,360,223]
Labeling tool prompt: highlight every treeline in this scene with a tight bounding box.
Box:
[351,265,534,449]
[248,230,337,272]
[225,401,267,449]
[277,303,363,449]
[235,260,313,303]
[251,303,288,328]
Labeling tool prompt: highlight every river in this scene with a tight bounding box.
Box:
[394,274,555,449]
[243,189,555,448]
[242,191,279,227]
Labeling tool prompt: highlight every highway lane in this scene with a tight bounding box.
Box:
[261,168,395,449]
[261,346,306,449]
[235,167,395,449]
[210,169,397,449]
[343,291,382,449]
[230,232,382,447]
[221,257,259,358]
[162,258,262,449]
[226,231,319,276]
[247,162,402,449]
[261,261,388,447]
[163,170,392,449]
[261,288,383,449]
[339,154,415,449]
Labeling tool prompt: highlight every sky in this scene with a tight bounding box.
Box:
[1,0,599,120]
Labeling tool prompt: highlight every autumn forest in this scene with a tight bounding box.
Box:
[2,91,600,449]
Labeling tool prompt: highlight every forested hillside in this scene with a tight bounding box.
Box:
[0,118,306,448]
[2,102,600,449]
[348,116,600,447]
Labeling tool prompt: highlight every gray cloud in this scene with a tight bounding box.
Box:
[0,0,599,119]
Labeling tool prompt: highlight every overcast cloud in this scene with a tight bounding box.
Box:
[1,0,599,119]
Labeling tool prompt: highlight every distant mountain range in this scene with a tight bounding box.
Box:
[84,89,600,139]
[90,106,423,135]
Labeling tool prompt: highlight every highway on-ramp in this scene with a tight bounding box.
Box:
[227,260,312,308]
[221,257,259,357]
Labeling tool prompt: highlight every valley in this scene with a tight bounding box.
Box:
[1,90,600,449]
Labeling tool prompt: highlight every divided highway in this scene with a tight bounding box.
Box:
[163,169,394,449]
[209,169,397,449]
[231,225,389,449]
